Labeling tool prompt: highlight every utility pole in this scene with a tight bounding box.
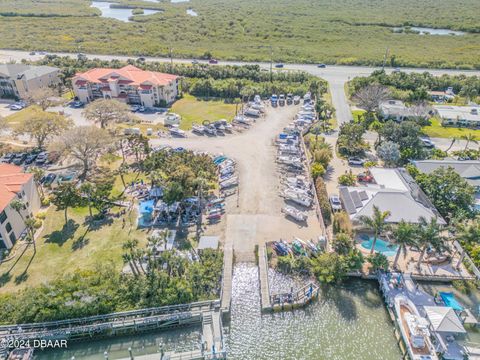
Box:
[381,47,389,71]
[270,46,273,83]
[169,47,174,72]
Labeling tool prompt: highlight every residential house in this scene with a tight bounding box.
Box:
[378,100,418,122]
[434,105,480,128]
[0,164,41,250]
[72,65,179,107]
[412,159,480,210]
[339,167,445,226]
[0,64,61,100]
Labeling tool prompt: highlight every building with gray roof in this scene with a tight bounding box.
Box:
[412,160,480,189]
[0,64,60,100]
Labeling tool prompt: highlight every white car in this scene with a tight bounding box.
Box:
[329,195,342,211]
[420,138,435,148]
[348,157,365,166]
[9,103,24,110]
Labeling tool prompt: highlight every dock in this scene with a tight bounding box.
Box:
[220,231,233,314]
[258,244,271,311]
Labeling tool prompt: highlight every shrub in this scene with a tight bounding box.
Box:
[41,196,51,207]
[338,173,356,186]
[315,177,332,226]
[33,219,42,229]
[35,212,46,220]
[333,232,353,255]
[313,148,332,169]
[333,211,353,235]
[311,162,326,179]
[367,253,389,272]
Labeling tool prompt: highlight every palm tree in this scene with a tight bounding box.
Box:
[392,221,417,270]
[461,133,478,151]
[122,239,141,276]
[415,217,447,270]
[455,219,480,268]
[10,199,37,253]
[445,137,459,153]
[122,253,138,276]
[359,206,391,254]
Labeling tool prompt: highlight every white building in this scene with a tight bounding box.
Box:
[379,100,414,122]
[72,65,179,107]
[0,64,60,100]
[434,105,480,127]
[0,164,41,250]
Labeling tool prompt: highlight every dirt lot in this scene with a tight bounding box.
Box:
[150,104,323,261]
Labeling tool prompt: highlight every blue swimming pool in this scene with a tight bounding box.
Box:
[360,236,398,257]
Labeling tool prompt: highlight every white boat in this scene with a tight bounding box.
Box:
[204,126,217,136]
[234,116,251,125]
[244,108,261,117]
[192,124,205,134]
[283,189,312,207]
[285,185,310,197]
[218,159,235,169]
[170,125,186,137]
[277,156,302,166]
[220,166,235,176]
[220,177,238,189]
[394,296,439,360]
[282,205,307,222]
[250,103,265,112]
[283,176,311,189]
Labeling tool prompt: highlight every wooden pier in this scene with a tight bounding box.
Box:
[220,232,233,314]
[258,244,272,311]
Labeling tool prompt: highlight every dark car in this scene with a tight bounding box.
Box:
[275,63,284,68]
[71,101,84,108]
[1,153,14,163]
[208,59,218,64]
[13,153,27,165]
[35,152,49,166]
[24,154,38,165]
[317,64,327,68]
[43,173,57,186]
[137,57,146,62]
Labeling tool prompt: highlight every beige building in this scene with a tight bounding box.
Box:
[0,164,41,250]
[0,64,61,100]
[72,65,179,107]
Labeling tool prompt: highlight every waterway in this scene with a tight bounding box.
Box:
[90,1,161,22]
[38,264,402,359]
[393,26,465,36]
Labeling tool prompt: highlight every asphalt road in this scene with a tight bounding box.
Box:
[1,49,478,150]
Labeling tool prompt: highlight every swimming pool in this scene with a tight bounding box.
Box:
[360,235,398,257]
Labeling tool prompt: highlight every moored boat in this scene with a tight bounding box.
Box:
[394,295,439,360]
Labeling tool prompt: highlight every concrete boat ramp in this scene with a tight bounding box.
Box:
[379,272,480,359]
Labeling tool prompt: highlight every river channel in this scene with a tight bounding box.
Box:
[36,263,402,359]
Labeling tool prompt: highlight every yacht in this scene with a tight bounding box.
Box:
[394,296,439,360]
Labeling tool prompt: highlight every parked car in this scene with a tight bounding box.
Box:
[329,195,342,211]
[317,64,327,68]
[209,59,218,64]
[192,59,199,65]
[35,152,49,166]
[286,93,293,105]
[9,103,24,111]
[24,154,38,165]
[71,101,84,108]
[357,172,374,183]
[43,173,57,186]
[278,94,286,106]
[137,57,146,62]
[1,153,14,163]
[420,137,435,148]
[12,153,27,165]
[348,157,365,166]
[130,105,141,112]
[275,63,284,68]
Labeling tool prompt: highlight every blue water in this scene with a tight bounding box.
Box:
[361,237,398,257]
[91,1,161,22]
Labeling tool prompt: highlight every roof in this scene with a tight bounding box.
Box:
[434,105,480,122]
[412,160,480,187]
[74,65,178,87]
[379,100,415,118]
[0,64,58,80]
[339,167,446,225]
[0,164,32,212]
[424,306,466,333]
[198,236,219,250]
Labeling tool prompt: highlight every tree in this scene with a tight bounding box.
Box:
[51,182,81,223]
[10,199,37,253]
[377,141,400,167]
[445,137,459,153]
[311,252,347,284]
[461,133,478,151]
[415,217,447,270]
[455,219,480,268]
[27,166,46,199]
[338,172,356,186]
[367,253,389,272]
[359,206,391,254]
[392,221,417,269]
[353,84,390,119]
[378,120,425,162]
[311,162,326,179]
[25,88,59,110]
[337,122,369,156]
[415,167,475,222]
[50,126,113,179]
[333,232,353,255]
[14,108,72,149]
[83,99,133,129]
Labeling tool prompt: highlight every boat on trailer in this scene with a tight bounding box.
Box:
[394,295,439,360]
[192,124,205,134]
[169,125,186,137]
[283,189,312,207]
[282,205,308,222]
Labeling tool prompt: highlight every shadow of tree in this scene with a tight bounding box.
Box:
[324,285,358,321]
[14,272,28,285]
[72,237,90,251]
[44,219,79,246]
[0,272,12,288]
[84,216,113,232]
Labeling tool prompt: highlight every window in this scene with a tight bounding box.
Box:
[5,222,12,233]
[0,211,6,224]
[9,232,16,245]
[0,239,6,250]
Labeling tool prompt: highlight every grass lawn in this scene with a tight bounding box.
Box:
[422,117,480,140]
[352,109,366,122]
[0,204,147,293]
[171,94,236,130]
[4,105,52,126]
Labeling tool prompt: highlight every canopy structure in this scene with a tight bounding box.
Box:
[439,292,464,312]
[424,306,466,333]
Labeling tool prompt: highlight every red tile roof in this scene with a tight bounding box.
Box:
[74,65,178,87]
[0,164,32,212]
